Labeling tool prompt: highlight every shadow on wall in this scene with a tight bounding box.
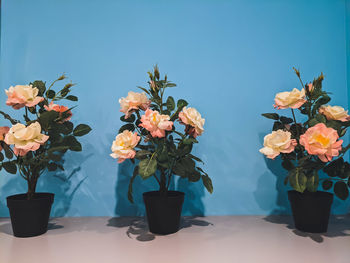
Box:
[0,146,92,218]
[254,133,291,215]
[114,161,205,217]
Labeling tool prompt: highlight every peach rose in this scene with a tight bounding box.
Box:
[110,130,140,163]
[178,107,205,138]
[4,122,49,156]
[139,109,173,138]
[5,85,44,109]
[319,105,350,122]
[0,126,10,151]
[44,101,72,122]
[274,88,306,109]
[259,130,297,159]
[300,123,343,162]
[119,91,150,118]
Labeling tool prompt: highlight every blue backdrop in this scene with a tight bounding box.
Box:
[0,0,349,217]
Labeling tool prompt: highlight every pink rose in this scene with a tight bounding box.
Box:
[44,102,72,122]
[139,109,173,138]
[110,130,140,163]
[0,126,10,151]
[259,130,297,159]
[274,88,306,109]
[5,85,44,109]
[319,105,350,122]
[4,122,49,156]
[300,123,343,162]
[178,107,205,138]
[119,92,150,118]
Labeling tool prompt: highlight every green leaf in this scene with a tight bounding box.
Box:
[202,174,213,193]
[334,181,349,200]
[138,158,157,179]
[280,116,293,124]
[119,124,135,133]
[48,146,70,153]
[31,80,46,96]
[289,169,307,192]
[128,166,139,203]
[308,118,319,127]
[166,83,177,87]
[66,95,78,101]
[261,113,279,120]
[46,90,55,99]
[284,176,289,185]
[120,115,135,123]
[323,158,344,177]
[137,86,150,95]
[73,124,92,136]
[135,150,152,160]
[3,161,17,174]
[188,170,201,182]
[306,172,319,192]
[0,152,4,161]
[48,153,61,162]
[39,111,59,129]
[177,99,188,110]
[183,138,198,145]
[3,144,13,159]
[316,114,326,123]
[322,180,333,190]
[63,136,82,151]
[188,154,204,164]
[166,96,175,111]
[272,121,284,131]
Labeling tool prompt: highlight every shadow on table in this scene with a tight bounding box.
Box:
[0,220,64,236]
[263,214,350,243]
[106,216,212,242]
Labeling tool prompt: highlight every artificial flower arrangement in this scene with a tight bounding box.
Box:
[260,68,350,232]
[0,75,91,237]
[111,66,213,200]
[260,68,350,198]
[110,66,212,234]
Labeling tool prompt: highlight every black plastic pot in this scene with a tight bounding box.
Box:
[7,193,54,238]
[143,191,184,235]
[288,190,333,233]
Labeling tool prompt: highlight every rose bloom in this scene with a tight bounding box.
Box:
[4,122,49,156]
[319,105,350,122]
[178,107,205,138]
[44,101,72,122]
[307,83,314,93]
[110,130,140,163]
[139,109,173,138]
[119,91,150,118]
[259,130,297,159]
[274,88,306,109]
[0,126,10,151]
[300,123,343,162]
[5,85,44,109]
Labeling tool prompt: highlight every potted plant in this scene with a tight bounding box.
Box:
[260,68,350,233]
[0,75,91,237]
[111,66,213,235]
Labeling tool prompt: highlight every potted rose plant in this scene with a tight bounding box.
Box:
[260,68,350,233]
[111,66,212,235]
[0,75,91,237]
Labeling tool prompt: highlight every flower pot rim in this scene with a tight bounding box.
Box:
[6,192,54,202]
[288,190,333,198]
[143,190,185,198]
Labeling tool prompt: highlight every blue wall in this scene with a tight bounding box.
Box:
[0,0,350,217]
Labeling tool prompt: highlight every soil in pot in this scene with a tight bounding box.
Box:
[143,191,184,235]
[7,193,54,238]
[288,190,333,233]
